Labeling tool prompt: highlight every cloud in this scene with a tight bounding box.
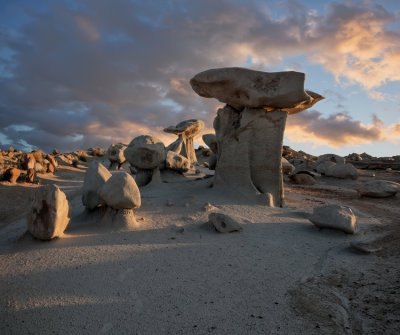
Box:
[286,109,387,148]
[0,0,399,152]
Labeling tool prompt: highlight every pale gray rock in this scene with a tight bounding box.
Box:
[165,151,190,173]
[357,180,400,198]
[315,161,336,175]
[100,207,138,229]
[164,119,204,163]
[82,161,112,210]
[208,212,242,233]
[125,135,166,170]
[125,135,166,186]
[107,143,127,170]
[282,157,295,175]
[309,205,358,234]
[316,154,345,165]
[325,163,358,180]
[98,172,141,209]
[190,67,322,112]
[27,184,70,240]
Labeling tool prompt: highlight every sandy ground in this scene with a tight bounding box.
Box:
[0,157,399,334]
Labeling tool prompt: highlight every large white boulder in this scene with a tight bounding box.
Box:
[27,184,70,240]
[325,163,358,180]
[357,180,400,198]
[309,205,358,234]
[82,161,112,210]
[98,172,141,209]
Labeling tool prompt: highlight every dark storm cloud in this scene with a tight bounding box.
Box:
[0,0,399,152]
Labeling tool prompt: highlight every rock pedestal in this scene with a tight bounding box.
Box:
[190,67,324,206]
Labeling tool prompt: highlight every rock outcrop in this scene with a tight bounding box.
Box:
[190,67,323,206]
[27,184,70,240]
[82,161,112,210]
[164,119,204,164]
[309,205,358,234]
[125,135,166,186]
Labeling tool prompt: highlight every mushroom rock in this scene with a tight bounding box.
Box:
[357,180,400,198]
[190,67,324,206]
[124,135,166,187]
[27,184,71,240]
[82,161,112,210]
[165,151,190,173]
[98,172,141,210]
[107,143,127,170]
[202,134,218,154]
[164,119,204,164]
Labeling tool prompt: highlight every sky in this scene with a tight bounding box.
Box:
[1,0,400,157]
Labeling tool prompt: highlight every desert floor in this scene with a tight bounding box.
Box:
[0,156,399,334]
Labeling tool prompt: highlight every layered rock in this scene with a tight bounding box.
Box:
[82,161,112,210]
[164,119,204,164]
[125,135,166,186]
[190,67,323,206]
[27,184,70,240]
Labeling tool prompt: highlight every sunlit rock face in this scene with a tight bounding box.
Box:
[82,161,112,210]
[190,67,324,206]
[164,119,204,164]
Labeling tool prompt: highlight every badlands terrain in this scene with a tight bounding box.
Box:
[0,145,399,334]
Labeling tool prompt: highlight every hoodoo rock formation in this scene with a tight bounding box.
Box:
[190,67,324,206]
[164,119,204,164]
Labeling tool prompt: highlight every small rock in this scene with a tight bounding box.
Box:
[350,241,383,254]
[292,173,316,185]
[309,205,358,234]
[204,203,218,212]
[166,200,174,207]
[208,212,243,233]
[195,169,201,174]
[4,167,21,183]
[357,180,400,198]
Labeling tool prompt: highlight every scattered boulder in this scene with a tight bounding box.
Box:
[45,154,58,169]
[315,161,336,175]
[208,212,243,233]
[34,162,45,173]
[282,157,295,175]
[347,153,362,161]
[292,173,316,185]
[27,184,70,240]
[98,172,141,209]
[82,161,112,210]
[325,163,358,180]
[164,119,204,164]
[165,151,190,173]
[20,153,36,170]
[309,205,358,234]
[107,143,127,170]
[316,154,345,165]
[4,167,21,183]
[31,150,45,163]
[88,147,105,157]
[53,148,59,155]
[125,135,166,187]
[357,180,400,198]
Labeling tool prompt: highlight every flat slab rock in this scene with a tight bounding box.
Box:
[190,67,323,112]
[357,180,400,198]
[208,212,243,233]
[164,119,204,137]
[309,204,358,234]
